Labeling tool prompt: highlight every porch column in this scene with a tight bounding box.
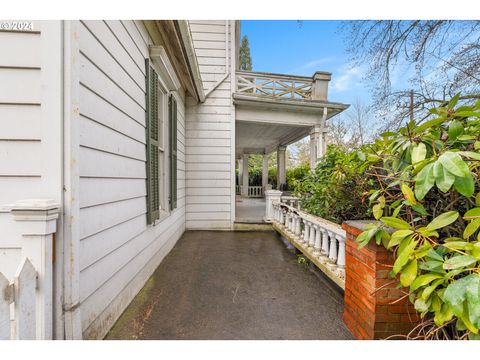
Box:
[241,154,249,197]
[238,158,243,191]
[277,146,286,190]
[310,107,328,169]
[262,154,269,190]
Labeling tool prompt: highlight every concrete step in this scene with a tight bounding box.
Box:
[233,222,273,231]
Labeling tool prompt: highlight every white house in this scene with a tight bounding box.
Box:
[0,20,348,339]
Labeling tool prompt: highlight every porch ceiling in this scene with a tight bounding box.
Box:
[236,121,310,156]
[234,95,349,156]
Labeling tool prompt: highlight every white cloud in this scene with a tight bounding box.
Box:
[330,65,364,93]
[291,56,335,73]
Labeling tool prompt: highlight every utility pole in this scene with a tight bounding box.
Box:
[410,89,414,121]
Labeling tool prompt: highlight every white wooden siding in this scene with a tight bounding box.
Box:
[185,20,235,230]
[77,20,186,339]
[0,23,63,206]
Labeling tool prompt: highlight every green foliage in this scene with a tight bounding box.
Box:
[292,144,375,223]
[356,95,480,338]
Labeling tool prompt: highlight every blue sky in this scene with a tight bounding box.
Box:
[240,20,371,107]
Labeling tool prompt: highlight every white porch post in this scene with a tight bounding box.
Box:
[237,158,243,193]
[310,107,328,169]
[277,146,286,190]
[264,190,282,222]
[11,199,60,340]
[310,129,318,170]
[262,154,269,191]
[241,154,249,197]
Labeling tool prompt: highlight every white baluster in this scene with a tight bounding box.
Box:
[328,230,338,264]
[309,223,316,248]
[320,228,329,256]
[288,211,293,232]
[314,225,322,255]
[285,211,290,230]
[294,215,301,237]
[302,220,310,244]
[336,234,346,268]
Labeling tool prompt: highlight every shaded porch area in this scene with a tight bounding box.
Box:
[106,230,353,340]
[235,196,266,223]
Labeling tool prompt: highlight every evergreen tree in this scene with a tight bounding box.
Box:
[239,35,252,71]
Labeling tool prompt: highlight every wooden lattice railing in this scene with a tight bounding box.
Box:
[236,71,313,100]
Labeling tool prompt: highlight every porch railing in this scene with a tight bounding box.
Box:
[236,71,313,100]
[237,185,264,198]
[271,200,346,289]
[248,186,263,198]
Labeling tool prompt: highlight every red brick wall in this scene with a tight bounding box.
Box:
[342,221,420,340]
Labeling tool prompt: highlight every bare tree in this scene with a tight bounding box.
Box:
[327,99,375,149]
[347,99,373,145]
[288,138,310,167]
[340,20,480,129]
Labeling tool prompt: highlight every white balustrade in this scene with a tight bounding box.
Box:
[270,201,347,288]
[248,186,264,198]
[236,71,313,100]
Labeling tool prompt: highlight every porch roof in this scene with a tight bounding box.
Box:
[234,70,349,156]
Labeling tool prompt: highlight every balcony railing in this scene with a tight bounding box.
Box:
[235,70,331,102]
[236,71,313,100]
[271,199,346,289]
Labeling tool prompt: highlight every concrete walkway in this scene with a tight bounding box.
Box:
[106,231,353,340]
[235,196,266,223]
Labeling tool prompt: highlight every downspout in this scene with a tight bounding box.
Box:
[62,20,83,340]
[204,20,230,98]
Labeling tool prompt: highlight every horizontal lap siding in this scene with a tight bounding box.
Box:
[185,21,234,229]
[0,23,62,205]
[78,20,186,339]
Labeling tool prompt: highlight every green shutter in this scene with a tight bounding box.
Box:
[169,94,178,210]
[145,58,160,224]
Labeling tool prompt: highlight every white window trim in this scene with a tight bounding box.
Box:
[149,45,181,92]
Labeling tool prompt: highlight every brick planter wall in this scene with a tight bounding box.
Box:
[342,221,420,340]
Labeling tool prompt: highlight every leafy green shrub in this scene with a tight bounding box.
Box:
[292,144,376,223]
[357,95,480,339]
[285,163,310,191]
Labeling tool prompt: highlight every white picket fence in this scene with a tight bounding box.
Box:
[0,199,60,340]
[0,258,37,340]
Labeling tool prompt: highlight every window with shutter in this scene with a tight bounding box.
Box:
[169,94,178,210]
[145,58,160,224]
